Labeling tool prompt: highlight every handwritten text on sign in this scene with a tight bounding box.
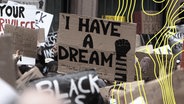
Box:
[36,10,53,40]
[58,14,136,81]
[32,70,100,104]
[0,3,36,34]
[36,75,99,104]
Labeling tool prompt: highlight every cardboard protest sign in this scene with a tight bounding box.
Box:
[136,34,141,47]
[122,70,184,104]
[58,13,136,82]
[0,35,16,87]
[37,28,45,42]
[58,44,116,80]
[181,42,184,69]
[0,2,36,34]
[4,24,38,58]
[36,10,53,40]
[100,81,144,103]
[129,96,146,104]
[29,70,104,104]
[16,67,43,89]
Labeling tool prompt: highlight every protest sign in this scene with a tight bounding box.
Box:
[42,47,55,59]
[58,44,116,81]
[100,81,144,103]
[35,10,53,40]
[30,70,104,104]
[38,31,57,60]
[136,45,153,54]
[58,13,136,82]
[4,24,38,58]
[0,35,16,87]
[0,2,36,34]
[37,28,45,42]
[129,96,146,104]
[122,70,184,104]
[45,31,57,48]
[136,34,141,47]
[17,56,36,66]
[153,45,172,55]
[7,1,53,41]
[181,43,184,69]
[168,26,184,61]
[16,67,43,89]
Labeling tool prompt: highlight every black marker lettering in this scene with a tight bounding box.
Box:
[5,6,12,17]
[65,16,70,29]
[89,51,99,65]
[100,20,110,35]
[0,5,6,16]
[90,19,100,34]
[58,46,69,60]
[111,22,121,37]
[79,49,88,63]
[12,6,18,18]
[83,34,93,48]
[19,6,25,18]
[69,47,78,62]
[79,18,89,32]
[101,53,113,67]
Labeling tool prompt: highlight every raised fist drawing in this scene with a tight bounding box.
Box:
[115,39,131,58]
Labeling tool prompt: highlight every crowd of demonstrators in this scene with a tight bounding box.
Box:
[1,34,107,104]
[13,38,58,78]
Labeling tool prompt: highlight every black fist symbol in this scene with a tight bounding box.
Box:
[115,39,131,57]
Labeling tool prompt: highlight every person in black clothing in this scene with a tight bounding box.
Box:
[36,45,58,75]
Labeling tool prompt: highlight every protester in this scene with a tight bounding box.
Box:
[13,50,22,78]
[36,44,58,75]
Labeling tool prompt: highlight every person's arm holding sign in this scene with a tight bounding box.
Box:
[13,50,22,78]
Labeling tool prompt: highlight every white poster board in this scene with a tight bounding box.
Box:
[35,10,53,40]
[0,2,36,34]
[154,45,172,55]
[8,1,54,41]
